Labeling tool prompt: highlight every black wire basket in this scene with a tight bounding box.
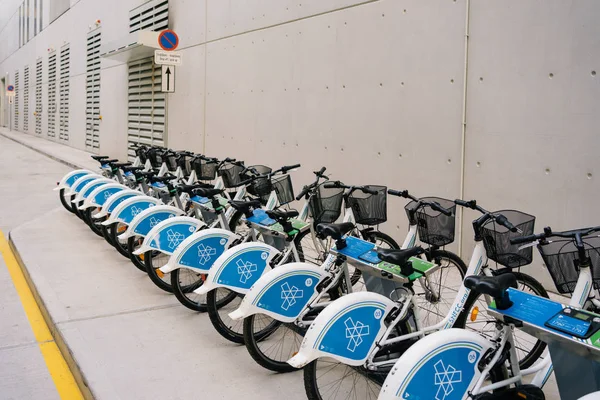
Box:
[245,165,273,198]
[271,174,295,206]
[177,155,192,176]
[538,235,600,294]
[347,185,387,225]
[166,154,178,172]
[309,183,344,224]
[218,162,245,188]
[482,210,536,268]
[193,158,218,181]
[405,197,456,247]
[147,149,163,169]
[135,147,148,163]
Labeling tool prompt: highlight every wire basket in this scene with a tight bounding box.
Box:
[166,154,178,172]
[482,210,536,268]
[218,162,245,188]
[193,158,218,181]
[271,174,295,206]
[538,235,600,294]
[405,197,456,247]
[147,149,163,169]
[177,155,192,176]
[309,183,344,224]
[347,185,387,225]
[135,147,148,163]
[245,165,273,197]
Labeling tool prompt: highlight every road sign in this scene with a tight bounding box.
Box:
[7,85,14,92]
[154,50,182,66]
[158,30,179,51]
[161,65,175,93]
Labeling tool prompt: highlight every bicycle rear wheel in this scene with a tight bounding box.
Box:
[59,188,75,213]
[84,207,105,237]
[110,222,131,258]
[453,269,548,369]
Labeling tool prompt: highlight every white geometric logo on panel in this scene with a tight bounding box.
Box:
[433,360,462,400]
[131,205,143,217]
[166,229,185,249]
[344,317,370,352]
[236,259,258,283]
[280,282,304,310]
[197,244,217,265]
[104,190,113,200]
[149,217,161,227]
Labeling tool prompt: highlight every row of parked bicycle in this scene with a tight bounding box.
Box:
[55,145,600,399]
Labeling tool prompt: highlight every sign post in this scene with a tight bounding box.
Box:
[154,30,180,93]
[7,84,14,131]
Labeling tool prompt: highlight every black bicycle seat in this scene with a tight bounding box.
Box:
[91,155,110,161]
[151,175,177,183]
[229,199,262,212]
[101,158,119,164]
[121,166,144,173]
[136,170,155,178]
[316,222,355,240]
[113,162,132,168]
[266,209,299,220]
[377,247,425,266]
[192,187,224,198]
[464,274,517,310]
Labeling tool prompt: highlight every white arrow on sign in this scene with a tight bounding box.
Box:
[161,65,175,93]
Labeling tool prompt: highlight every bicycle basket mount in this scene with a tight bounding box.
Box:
[347,185,387,225]
[538,235,600,294]
[218,162,245,188]
[482,210,536,268]
[309,183,344,224]
[404,197,456,247]
[193,158,218,181]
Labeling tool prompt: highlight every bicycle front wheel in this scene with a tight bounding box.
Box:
[59,188,75,213]
[454,269,548,369]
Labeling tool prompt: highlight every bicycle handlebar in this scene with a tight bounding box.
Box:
[324,181,378,195]
[389,189,453,216]
[510,226,600,245]
[455,199,521,233]
[295,167,328,200]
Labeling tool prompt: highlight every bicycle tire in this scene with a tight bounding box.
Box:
[171,211,244,312]
[84,208,105,237]
[127,236,148,272]
[59,188,75,213]
[102,224,114,246]
[73,200,85,220]
[454,269,548,370]
[110,222,131,258]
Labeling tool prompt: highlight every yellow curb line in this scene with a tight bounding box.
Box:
[0,230,88,400]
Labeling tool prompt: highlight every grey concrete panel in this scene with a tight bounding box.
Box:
[463,0,600,289]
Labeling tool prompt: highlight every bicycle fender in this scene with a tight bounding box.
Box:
[67,174,102,196]
[102,196,161,226]
[228,263,326,323]
[287,292,396,368]
[378,328,493,400]
[119,205,184,240]
[159,229,240,274]
[81,183,127,210]
[73,178,115,206]
[194,242,281,296]
[96,190,141,219]
[54,169,94,191]
[133,216,206,255]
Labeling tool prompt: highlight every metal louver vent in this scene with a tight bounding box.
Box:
[127,58,165,159]
[35,59,42,135]
[86,28,101,151]
[23,66,29,132]
[129,0,169,33]
[59,44,70,142]
[48,52,57,138]
[14,71,19,129]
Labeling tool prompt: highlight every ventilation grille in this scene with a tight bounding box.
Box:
[23,66,29,132]
[48,52,57,138]
[127,58,165,160]
[35,59,42,135]
[129,0,169,33]
[14,71,19,130]
[59,44,70,142]
[86,28,101,151]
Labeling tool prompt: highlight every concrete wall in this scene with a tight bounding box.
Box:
[1,0,599,290]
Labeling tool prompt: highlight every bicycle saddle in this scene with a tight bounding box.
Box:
[316,222,355,240]
[121,166,144,173]
[229,199,262,215]
[113,162,132,168]
[192,187,224,198]
[150,175,177,183]
[101,158,119,164]
[266,209,299,220]
[377,247,425,266]
[91,155,109,161]
[464,274,517,310]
